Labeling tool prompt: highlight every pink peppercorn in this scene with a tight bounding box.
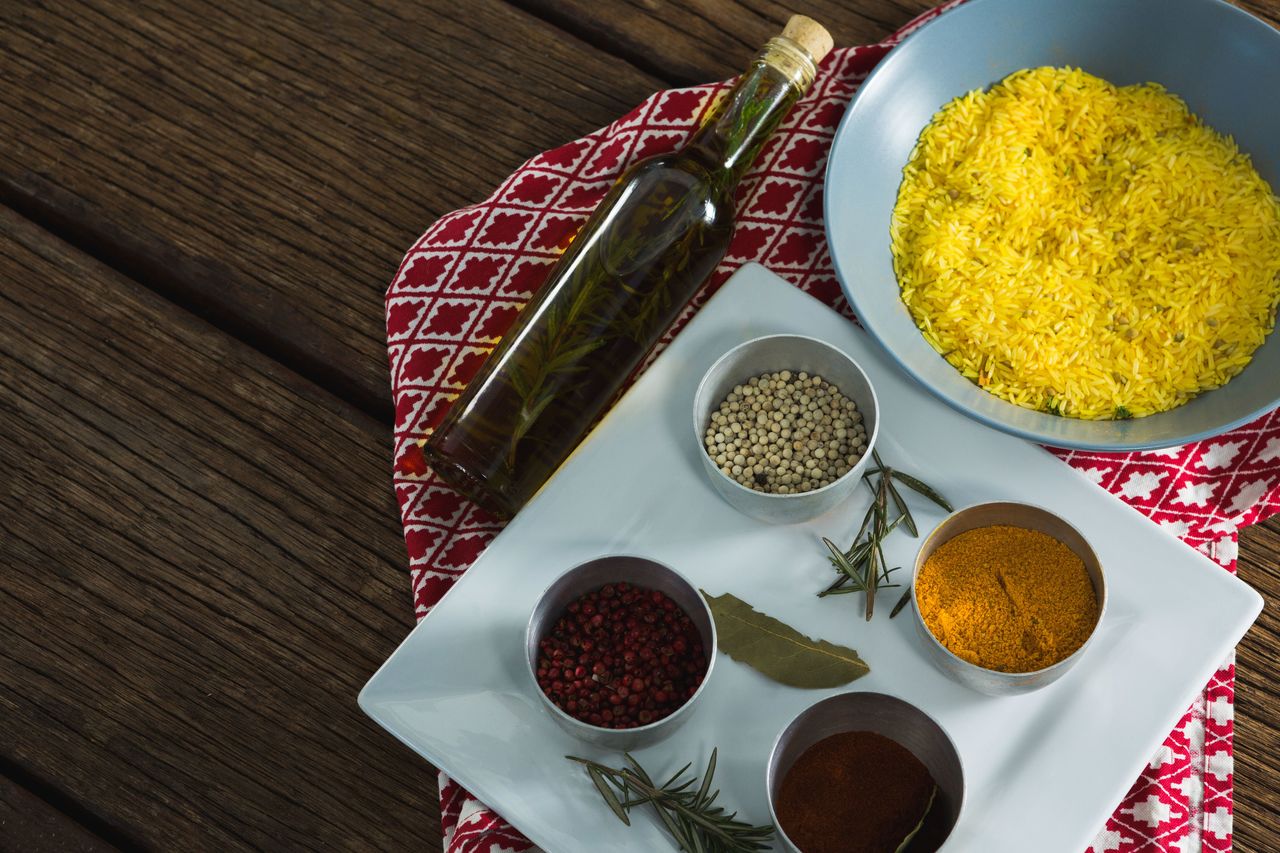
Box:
[535,583,707,730]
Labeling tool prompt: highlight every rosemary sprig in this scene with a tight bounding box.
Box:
[490,60,799,477]
[500,182,707,469]
[895,785,938,853]
[819,450,952,620]
[567,749,775,852]
[889,586,914,619]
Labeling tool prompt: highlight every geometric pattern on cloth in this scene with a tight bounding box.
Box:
[385,3,1278,850]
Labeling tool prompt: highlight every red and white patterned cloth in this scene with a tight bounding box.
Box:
[385,3,1280,850]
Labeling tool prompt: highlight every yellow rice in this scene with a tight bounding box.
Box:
[890,66,1280,419]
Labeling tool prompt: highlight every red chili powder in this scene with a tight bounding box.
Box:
[775,730,936,853]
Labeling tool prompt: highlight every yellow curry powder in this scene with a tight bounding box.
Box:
[916,525,1099,673]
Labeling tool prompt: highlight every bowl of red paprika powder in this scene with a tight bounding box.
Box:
[766,691,964,853]
[525,554,716,751]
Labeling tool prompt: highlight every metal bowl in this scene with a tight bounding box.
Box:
[825,0,1280,450]
[910,502,1107,696]
[766,691,965,852]
[692,334,880,523]
[524,555,716,750]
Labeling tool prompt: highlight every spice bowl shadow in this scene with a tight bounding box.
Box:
[766,691,965,853]
[910,501,1108,696]
[692,333,880,524]
[524,555,716,751]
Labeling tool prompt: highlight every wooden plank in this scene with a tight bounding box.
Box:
[511,0,1280,86]
[510,0,935,84]
[1238,0,1280,30]
[0,775,120,853]
[0,0,664,416]
[0,207,434,850]
[1235,517,1280,851]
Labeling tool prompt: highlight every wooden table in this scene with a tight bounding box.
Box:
[2,1,1277,849]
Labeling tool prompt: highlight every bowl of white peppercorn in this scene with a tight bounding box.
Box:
[693,334,879,523]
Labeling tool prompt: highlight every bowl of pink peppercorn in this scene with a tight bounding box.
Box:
[525,555,717,750]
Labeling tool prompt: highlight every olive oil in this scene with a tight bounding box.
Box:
[425,19,831,517]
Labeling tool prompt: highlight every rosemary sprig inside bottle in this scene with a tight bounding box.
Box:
[819,450,952,620]
[421,20,830,520]
[566,749,774,852]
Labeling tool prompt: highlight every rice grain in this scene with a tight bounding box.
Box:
[891,67,1280,419]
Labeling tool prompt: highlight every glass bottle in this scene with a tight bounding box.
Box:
[425,17,831,518]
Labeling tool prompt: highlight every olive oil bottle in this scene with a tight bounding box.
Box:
[425,17,833,517]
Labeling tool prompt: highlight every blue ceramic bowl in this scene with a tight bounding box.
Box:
[825,0,1280,450]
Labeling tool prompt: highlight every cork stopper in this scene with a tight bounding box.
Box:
[781,15,833,64]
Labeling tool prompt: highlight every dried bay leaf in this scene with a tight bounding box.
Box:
[701,590,870,688]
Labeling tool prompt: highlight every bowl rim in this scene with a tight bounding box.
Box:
[910,500,1109,681]
[822,0,1280,451]
[764,690,967,852]
[523,554,718,737]
[691,332,881,501]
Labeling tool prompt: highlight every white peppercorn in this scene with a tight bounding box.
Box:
[703,368,867,494]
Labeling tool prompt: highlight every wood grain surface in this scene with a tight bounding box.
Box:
[0,0,662,417]
[0,776,119,853]
[510,0,932,84]
[0,208,430,849]
[1235,523,1280,853]
[2,0,1278,850]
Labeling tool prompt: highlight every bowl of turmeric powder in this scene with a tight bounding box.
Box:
[910,502,1106,696]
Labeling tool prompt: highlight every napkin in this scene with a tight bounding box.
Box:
[386,2,1276,849]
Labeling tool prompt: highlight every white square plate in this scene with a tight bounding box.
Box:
[362,263,1262,852]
